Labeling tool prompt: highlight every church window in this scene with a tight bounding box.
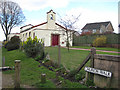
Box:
[33,32,35,39]
[50,14,53,20]
[29,32,31,37]
[26,33,27,37]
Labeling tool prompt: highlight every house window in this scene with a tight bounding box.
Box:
[93,29,96,33]
[29,32,31,37]
[33,32,35,39]
[84,29,88,32]
[100,29,103,33]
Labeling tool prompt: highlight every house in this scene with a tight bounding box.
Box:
[81,21,114,34]
[20,10,73,46]
[72,30,80,36]
[7,33,20,41]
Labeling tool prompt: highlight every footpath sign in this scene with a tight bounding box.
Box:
[84,67,112,78]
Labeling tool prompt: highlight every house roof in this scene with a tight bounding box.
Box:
[20,22,69,33]
[20,24,33,29]
[47,9,56,14]
[31,22,47,28]
[55,23,68,31]
[81,21,111,30]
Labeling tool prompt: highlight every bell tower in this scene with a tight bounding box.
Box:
[47,10,56,29]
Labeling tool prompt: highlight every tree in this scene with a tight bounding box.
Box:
[0,0,25,41]
[58,14,81,52]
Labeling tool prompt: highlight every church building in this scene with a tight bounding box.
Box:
[20,10,73,46]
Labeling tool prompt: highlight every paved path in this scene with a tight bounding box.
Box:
[63,47,120,54]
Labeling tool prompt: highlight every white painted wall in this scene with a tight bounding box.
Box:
[20,10,73,46]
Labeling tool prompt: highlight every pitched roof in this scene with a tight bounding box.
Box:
[81,21,111,30]
[31,22,47,28]
[20,22,69,33]
[20,24,33,29]
[47,9,56,14]
[55,23,68,31]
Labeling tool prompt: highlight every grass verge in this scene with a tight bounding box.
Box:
[2,47,87,88]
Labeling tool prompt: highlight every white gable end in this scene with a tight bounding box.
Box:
[20,10,73,46]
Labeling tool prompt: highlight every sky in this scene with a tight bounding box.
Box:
[0,0,119,41]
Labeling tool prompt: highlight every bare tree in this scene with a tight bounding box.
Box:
[0,0,25,41]
[58,14,81,52]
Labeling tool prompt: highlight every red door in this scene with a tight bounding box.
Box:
[52,34,59,46]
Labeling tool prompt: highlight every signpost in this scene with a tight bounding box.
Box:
[84,67,112,78]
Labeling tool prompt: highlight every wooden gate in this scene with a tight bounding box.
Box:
[51,34,59,46]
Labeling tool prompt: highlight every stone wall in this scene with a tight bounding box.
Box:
[94,54,120,88]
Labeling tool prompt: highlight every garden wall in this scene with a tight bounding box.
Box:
[94,54,120,88]
[73,33,120,48]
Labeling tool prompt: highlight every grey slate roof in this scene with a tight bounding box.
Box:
[81,21,111,30]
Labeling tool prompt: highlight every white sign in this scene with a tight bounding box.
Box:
[84,67,112,78]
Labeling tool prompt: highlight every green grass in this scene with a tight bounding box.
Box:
[2,48,56,88]
[45,46,119,81]
[2,48,87,88]
[71,46,120,52]
[45,47,90,69]
[45,47,119,70]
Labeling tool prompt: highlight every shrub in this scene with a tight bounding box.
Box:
[23,36,45,59]
[75,71,85,81]
[6,36,20,51]
[93,36,106,47]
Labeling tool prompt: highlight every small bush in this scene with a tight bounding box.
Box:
[23,36,45,59]
[75,71,85,81]
[6,36,20,51]
[86,78,95,86]
[93,36,106,47]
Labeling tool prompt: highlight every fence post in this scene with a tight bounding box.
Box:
[58,45,61,67]
[85,72,89,84]
[15,60,21,88]
[90,47,96,68]
[90,47,96,80]
[2,56,5,67]
[41,74,46,83]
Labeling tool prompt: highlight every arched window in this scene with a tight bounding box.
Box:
[50,14,53,20]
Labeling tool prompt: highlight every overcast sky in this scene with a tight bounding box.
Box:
[0,0,119,41]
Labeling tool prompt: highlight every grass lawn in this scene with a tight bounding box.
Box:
[2,47,87,88]
[45,46,119,80]
[45,46,119,70]
[45,47,90,69]
[71,46,120,52]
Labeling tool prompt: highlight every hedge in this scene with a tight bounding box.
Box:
[73,33,120,46]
